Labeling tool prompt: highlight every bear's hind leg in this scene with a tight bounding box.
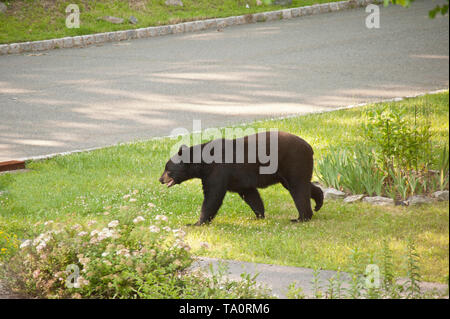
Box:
[239,188,265,219]
[287,182,313,222]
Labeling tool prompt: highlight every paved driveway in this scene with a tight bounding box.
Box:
[0,0,448,161]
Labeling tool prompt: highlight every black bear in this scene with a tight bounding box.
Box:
[159,131,323,225]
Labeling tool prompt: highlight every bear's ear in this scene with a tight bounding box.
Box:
[178,144,188,156]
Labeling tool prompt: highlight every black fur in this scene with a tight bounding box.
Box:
[159,131,324,225]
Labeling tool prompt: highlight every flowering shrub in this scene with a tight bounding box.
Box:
[2,212,271,299]
[3,215,193,298]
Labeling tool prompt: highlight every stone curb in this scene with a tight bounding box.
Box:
[0,0,375,56]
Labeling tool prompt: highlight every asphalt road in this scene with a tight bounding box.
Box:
[192,257,448,298]
[0,0,448,161]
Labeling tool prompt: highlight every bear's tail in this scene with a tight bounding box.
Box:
[311,183,323,212]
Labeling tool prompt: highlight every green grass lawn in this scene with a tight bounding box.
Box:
[0,0,340,44]
[0,92,448,283]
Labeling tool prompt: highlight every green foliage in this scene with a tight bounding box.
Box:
[363,105,432,172]
[384,0,449,18]
[317,100,448,200]
[316,147,385,195]
[405,239,421,298]
[381,239,402,298]
[294,240,445,299]
[286,281,306,299]
[428,0,449,18]
[312,268,323,299]
[0,216,270,298]
[438,146,450,191]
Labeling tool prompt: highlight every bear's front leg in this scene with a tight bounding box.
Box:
[188,176,227,226]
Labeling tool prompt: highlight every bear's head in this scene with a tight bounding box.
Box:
[159,145,192,187]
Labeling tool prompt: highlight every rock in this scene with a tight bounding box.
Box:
[0,2,7,14]
[165,0,183,6]
[432,190,449,201]
[362,196,394,206]
[324,188,346,199]
[100,16,124,24]
[407,195,433,206]
[395,200,409,206]
[343,194,365,204]
[129,15,138,25]
[273,0,292,5]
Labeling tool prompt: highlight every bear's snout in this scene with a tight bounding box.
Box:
[159,171,175,187]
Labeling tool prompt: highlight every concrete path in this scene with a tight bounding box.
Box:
[0,0,448,161]
[192,257,448,298]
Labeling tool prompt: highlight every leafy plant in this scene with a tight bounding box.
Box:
[438,146,449,191]
[363,105,432,172]
[316,147,385,196]
[405,239,421,298]
[286,281,306,299]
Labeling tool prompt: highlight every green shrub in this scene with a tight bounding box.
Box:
[316,102,448,200]
[1,216,270,299]
[316,147,385,196]
[363,105,432,172]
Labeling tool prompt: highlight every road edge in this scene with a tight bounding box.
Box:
[0,0,375,56]
[17,88,448,163]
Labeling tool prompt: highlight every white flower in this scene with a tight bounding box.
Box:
[101,252,109,257]
[108,220,119,228]
[162,226,171,232]
[173,239,189,251]
[36,243,46,252]
[129,198,137,202]
[20,239,32,249]
[155,215,168,222]
[76,276,89,287]
[44,220,54,226]
[71,224,82,231]
[149,225,160,233]
[90,230,100,237]
[123,194,131,200]
[116,248,130,257]
[98,228,115,241]
[147,202,156,208]
[133,216,145,224]
[173,229,186,238]
[32,232,52,249]
[78,231,88,237]
[87,220,97,226]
